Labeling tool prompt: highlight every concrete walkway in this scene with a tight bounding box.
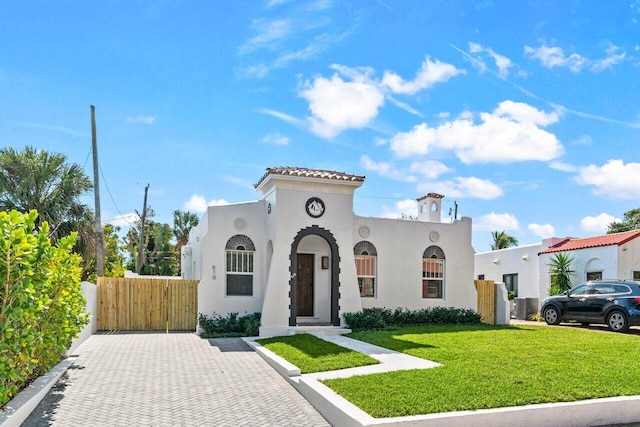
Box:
[21,332,329,427]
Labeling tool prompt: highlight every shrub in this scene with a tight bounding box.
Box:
[343,306,481,331]
[0,210,88,407]
[198,312,261,338]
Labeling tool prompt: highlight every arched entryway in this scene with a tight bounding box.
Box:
[289,226,340,326]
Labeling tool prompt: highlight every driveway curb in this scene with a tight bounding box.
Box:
[0,357,75,427]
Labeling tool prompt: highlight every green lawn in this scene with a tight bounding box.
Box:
[257,333,379,373]
[321,324,640,417]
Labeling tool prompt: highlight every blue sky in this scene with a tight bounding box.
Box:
[1,1,639,252]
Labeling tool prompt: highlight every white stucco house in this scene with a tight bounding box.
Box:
[475,230,640,307]
[182,166,475,337]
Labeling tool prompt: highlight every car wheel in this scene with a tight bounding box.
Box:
[543,306,561,325]
[606,311,629,332]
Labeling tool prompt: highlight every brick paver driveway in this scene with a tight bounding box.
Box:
[22,332,330,427]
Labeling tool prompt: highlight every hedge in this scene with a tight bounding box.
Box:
[343,306,482,331]
[0,210,88,407]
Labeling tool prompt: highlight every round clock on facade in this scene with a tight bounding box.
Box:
[305,197,325,218]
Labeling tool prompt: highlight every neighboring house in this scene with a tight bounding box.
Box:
[475,230,640,305]
[475,238,566,299]
[183,166,475,337]
[538,230,640,300]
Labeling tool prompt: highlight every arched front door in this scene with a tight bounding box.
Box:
[289,226,340,326]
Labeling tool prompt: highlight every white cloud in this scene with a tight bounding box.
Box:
[475,212,519,231]
[549,161,578,172]
[467,42,513,78]
[575,160,640,199]
[299,57,463,138]
[381,56,465,95]
[380,199,418,219]
[528,223,555,238]
[409,160,453,179]
[238,19,291,54]
[390,100,563,164]
[300,70,385,138]
[570,135,592,146]
[417,176,503,200]
[126,115,156,125]
[525,43,626,73]
[107,213,139,227]
[580,213,618,233]
[590,45,626,72]
[360,155,416,182]
[184,194,230,213]
[261,132,290,145]
[374,137,387,146]
[525,44,587,73]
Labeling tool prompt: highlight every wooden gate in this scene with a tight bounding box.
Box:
[474,279,496,325]
[97,277,199,331]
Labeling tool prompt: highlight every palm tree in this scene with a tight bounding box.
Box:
[490,231,518,250]
[0,146,95,278]
[547,252,575,295]
[0,146,92,238]
[173,210,199,272]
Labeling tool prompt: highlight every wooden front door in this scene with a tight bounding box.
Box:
[296,254,314,316]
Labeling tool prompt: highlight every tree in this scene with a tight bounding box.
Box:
[144,221,177,276]
[490,231,518,250]
[173,210,199,272]
[547,252,575,295]
[0,146,95,279]
[103,223,125,278]
[124,219,178,276]
[607,208,640,234]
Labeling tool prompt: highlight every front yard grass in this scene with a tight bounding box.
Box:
[320,324,640,417]
[257,333,379,373]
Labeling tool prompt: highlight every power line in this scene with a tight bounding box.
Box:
[99,164,137,226]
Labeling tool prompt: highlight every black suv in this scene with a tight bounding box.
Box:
[541,280,640,332]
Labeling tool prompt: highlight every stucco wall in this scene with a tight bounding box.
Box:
[474,243,542,298]
[195,201,266,319]
[618,239,640,279]
[67,281,97,356]
[355,216,475,310]
[259,179,363,335]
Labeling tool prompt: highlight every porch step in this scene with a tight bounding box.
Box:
[288,325,351,336]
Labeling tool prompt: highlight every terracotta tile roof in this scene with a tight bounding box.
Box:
[539,229,640,254]
[254,166,365,188]
[416,193,445,202]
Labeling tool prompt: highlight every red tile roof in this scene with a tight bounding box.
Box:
[254,166,366,188]
[416,193,445,202]
[539,229,640,254]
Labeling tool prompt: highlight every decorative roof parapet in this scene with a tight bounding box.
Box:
[416,193,445,202]
[254,166,366,188]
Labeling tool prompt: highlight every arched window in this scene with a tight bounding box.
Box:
[422,246,445,299]
[225,235,255,296]
[354,241,377,298]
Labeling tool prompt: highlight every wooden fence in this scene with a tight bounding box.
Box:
[97,277,199,331]
[474,279,496,324]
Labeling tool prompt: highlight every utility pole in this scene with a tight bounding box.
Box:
[91,105,104,277]
[136,184,150,274]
